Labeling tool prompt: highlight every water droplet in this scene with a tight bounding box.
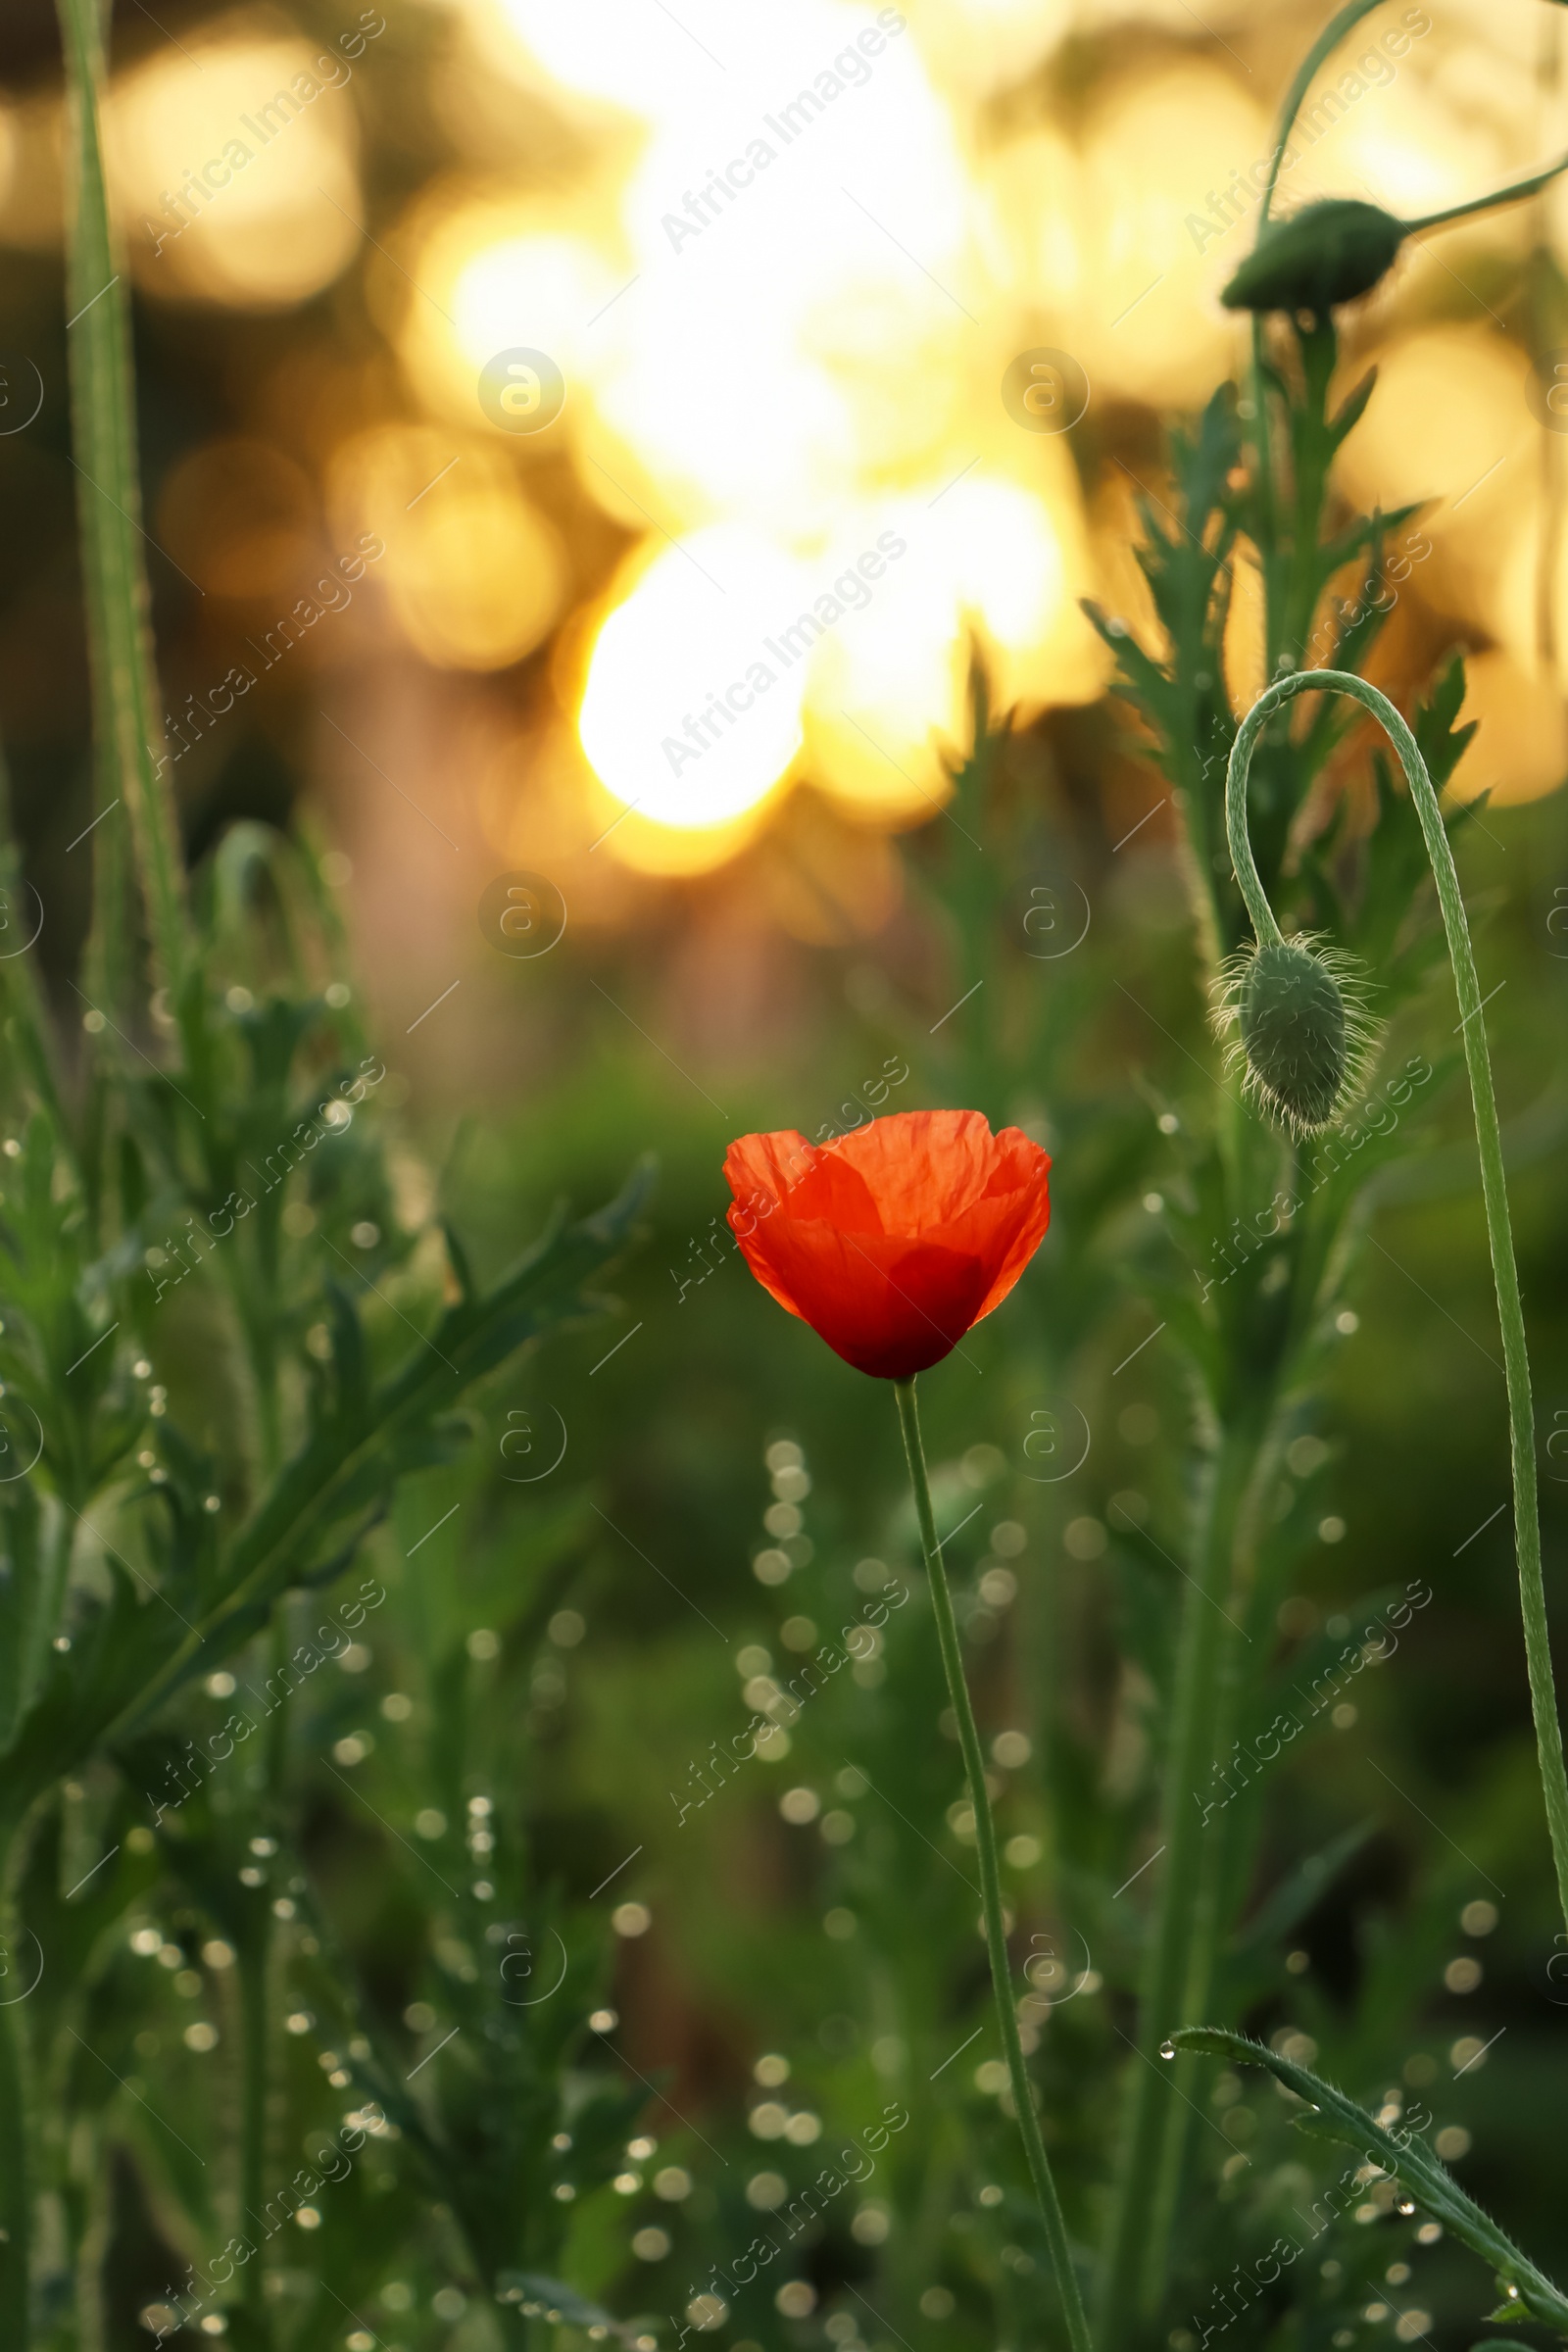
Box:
[1158,2039,1176,2060]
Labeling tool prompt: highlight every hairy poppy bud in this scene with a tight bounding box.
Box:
[1214,937,1378,1135]
[1221,198,1405,316]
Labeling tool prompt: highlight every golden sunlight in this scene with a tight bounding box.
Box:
[349,0,1568,849]
[578,526,811,830]
[106,24,367,308]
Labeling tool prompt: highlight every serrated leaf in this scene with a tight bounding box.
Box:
[86,1156,654,1745]
[1170,2028,1568,2331]
[0,1560,176,1816]
[1082,597,1173,702]
[1417,651,1474,787]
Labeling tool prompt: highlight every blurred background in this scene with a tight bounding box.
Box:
[5,0,1568,2343]
[8,0,1568,973]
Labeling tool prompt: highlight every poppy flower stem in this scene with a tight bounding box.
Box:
[895,1378,1094,2352]
[1227,667,1568,1936]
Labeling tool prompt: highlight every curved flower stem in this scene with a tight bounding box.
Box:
[1226,666,1568,1934]
[894,1379,1093,2352]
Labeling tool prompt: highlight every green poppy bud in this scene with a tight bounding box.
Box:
[1239,940,1348,1127]
[1221,198,1405,316]
[1214,936,1379,1135]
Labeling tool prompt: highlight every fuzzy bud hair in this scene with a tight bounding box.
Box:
[1213,935,1380,1135]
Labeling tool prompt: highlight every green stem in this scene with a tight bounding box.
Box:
[1404,152,1568,237]
[237,1611,293,2345]
[0,729,67,1146]
[21,1508,74,1728]
[0,1834,28,2342]
[54,0,188,1008]
[1226,667,1568,1933]
[1258,0,1388,225]
[0,2004,26,2341]
[1250,0,1386,679]
[239,1924,271,2339]
[1532,9,1564,675]
[1142,1413,1283,2313]
[1096,1428,1254,2346]
[894,1379,1092,2352]
[1282,319,1339,665]
[1248,323,1279,675]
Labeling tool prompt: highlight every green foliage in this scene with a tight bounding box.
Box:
[1171,2029,1568,2331]
[0,823,652,2340]
[2,3,1563,2349]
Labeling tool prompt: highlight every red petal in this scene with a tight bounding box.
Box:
[723,1110,1051,1379]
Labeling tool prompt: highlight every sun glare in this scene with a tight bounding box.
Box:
[353,0,1568,852]
[578,527,812,829]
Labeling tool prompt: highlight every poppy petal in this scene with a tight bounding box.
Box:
[723,1109,1051,1380]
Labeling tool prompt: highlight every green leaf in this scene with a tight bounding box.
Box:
[1231,1820,1375,1956]
[1418,650,1478,792]
[1081,382,1254,967]
[441,1215,478,1305]
[1328,365,1378,444]
[0,1482,43,1753]
[1348,657,1474,988]
[102,1155,655,1740]
[322,1278,370,1427]
[116,1131,147,1226]
[0,1560,174,1819]
[1170,2028,1568,2331]
[55,0,188,1001]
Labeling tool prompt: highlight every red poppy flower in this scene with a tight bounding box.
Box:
[723,1109,1052,1381]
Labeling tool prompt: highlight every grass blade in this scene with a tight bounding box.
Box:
[55,0,188,1011]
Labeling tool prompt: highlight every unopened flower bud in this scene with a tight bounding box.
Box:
[1221,198,1405,316]
[1215,937,1378,1135]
